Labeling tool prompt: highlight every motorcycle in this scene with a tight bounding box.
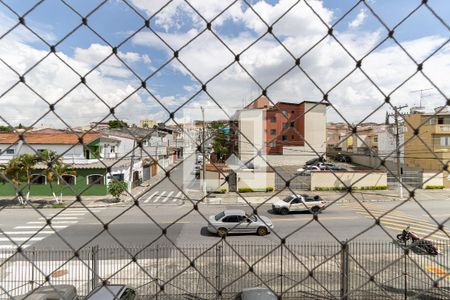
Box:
[396,226,438,255]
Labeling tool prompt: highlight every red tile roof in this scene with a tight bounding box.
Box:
[0,132,100,145]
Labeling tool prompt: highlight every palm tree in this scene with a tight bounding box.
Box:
[1,154,37,204]
[37,150,75,204]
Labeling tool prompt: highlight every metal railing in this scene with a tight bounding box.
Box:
[0,241,448,299]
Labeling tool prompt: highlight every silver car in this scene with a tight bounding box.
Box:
[207,209,273,237]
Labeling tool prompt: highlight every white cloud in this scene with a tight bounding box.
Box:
[348,9,366,29]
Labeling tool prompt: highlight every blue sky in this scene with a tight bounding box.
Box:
[0,0,449,126]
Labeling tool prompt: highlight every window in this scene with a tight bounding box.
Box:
[282,123,288,129]
[292,135,295,139]
[110,146,116,153]
[215,212,225,221]
[112,173,124,181]
[290,121,295,127]
[440,136,450,146]
[87,174,104,185]
[282,135,288,141]
[61,175,76,185]
[438,117,444,124]
[222,216,239,223]
[373,136,378,142]
[120,288,136,300]
[270,129,276,135]
[269,141,276,147]
[31,174,46,184]
[270,116,276,123]
[6,149,14,155]
[291,198,301,204]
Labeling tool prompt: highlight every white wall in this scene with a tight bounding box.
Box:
[303,102,327,156]
[238,109,266,167]
[0,142,85,163]
[378,126,404,163]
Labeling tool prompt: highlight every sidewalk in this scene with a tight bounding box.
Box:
[189,188,450,205]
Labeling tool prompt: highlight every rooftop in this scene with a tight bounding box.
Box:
[0,132,100,145]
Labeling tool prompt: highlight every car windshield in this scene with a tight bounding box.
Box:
[215,212,225,221]
[247,215,258,222]
[283,196,293,203]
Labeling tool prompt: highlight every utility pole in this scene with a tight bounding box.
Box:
[201,106,206,196]
[387,105,408,199]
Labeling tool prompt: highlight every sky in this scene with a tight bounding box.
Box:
[0,0,449,128]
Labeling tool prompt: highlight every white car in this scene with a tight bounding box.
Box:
[296,165,320,175]
[272,194,326,215]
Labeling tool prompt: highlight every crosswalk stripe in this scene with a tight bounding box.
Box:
[173,191,182,201]
[3,231,54,235]
[153,191,166,203]
[0,237,44,242]
[15,225,67,229]
[349,208,435,227]
[0,245,30,249]
[162,191,174,203]
[144,192,158,203]
[27,221,78,224]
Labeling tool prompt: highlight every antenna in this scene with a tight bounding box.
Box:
[410,88,433,107]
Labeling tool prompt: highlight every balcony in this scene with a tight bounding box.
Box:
[434,124,450,133]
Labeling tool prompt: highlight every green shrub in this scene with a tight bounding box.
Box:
[108,180,128,201]
[52,203,65,208]
[238,187,274,193]
[266,186,274,192]
[314,186,387,191]
[213,188,227,194]
[425,185,444,189]
[238,187,253,193]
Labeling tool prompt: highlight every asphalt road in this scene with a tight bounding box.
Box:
[1,199,448,251]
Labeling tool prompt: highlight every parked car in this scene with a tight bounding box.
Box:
[15,285,78,300]
[296,165,320,175]
[305,157,326,166]
[235,287,277,300]
[207,210,273,237]
[272,194,326,215]
[335,154,352,163]
[85,285,136,300]
[319,164,347,171]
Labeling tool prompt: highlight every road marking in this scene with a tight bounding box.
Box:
[39,217,79,220]
[153,191,166,203]
[27,221,78,224]
[162,191,174,203]
[425,266,450,277]
[0,237,44,242]
[3,231,54,235]
[0,245,30,249]
[144,191,158,203]
[273,216,358,221]
[15,225,67,229]
[174,191,182,201]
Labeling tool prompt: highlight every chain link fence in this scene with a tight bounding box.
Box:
[0,0,449,299]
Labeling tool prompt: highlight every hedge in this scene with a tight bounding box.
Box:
[314,186,388,191]
[238,187,274,193]
[425,185,444,189]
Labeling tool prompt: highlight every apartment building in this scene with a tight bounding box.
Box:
[404,107,450,174]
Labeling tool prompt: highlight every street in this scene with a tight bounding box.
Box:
[0,199,448,250]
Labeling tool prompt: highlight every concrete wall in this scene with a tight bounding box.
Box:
[0,143,85,163]
[311,171,387,190]
[238,109,266,167]
[303,102,327,156]
[205,170,229,192]
[422,172,444,188]
[237,170,275,190]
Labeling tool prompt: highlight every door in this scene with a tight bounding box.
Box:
[151,162,157,176]
[143,166,150,181]
[222,215,239,233]
[228,171,237,192]
[289,198,303,212]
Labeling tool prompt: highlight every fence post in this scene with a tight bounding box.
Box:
[31,247,35,290]
[156,245,159,300]
[216,244,223,300]
[340,242,349,300]
[404,249,408,300]
[91,245,99,290]
[280,244,283,297]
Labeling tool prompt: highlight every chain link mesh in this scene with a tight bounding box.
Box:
[0,0,449,299]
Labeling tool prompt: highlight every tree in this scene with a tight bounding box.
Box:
[0,125,13,132]
[108,180,127,202]
[211,121,230,162]
[108,120,129,129]
[37,150,75,204]
[1,154,38,204]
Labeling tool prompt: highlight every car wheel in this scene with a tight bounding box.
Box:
[217,227,227,237]
[280,208,289,215]
[311,206,321,214]
[257,227,268,236]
